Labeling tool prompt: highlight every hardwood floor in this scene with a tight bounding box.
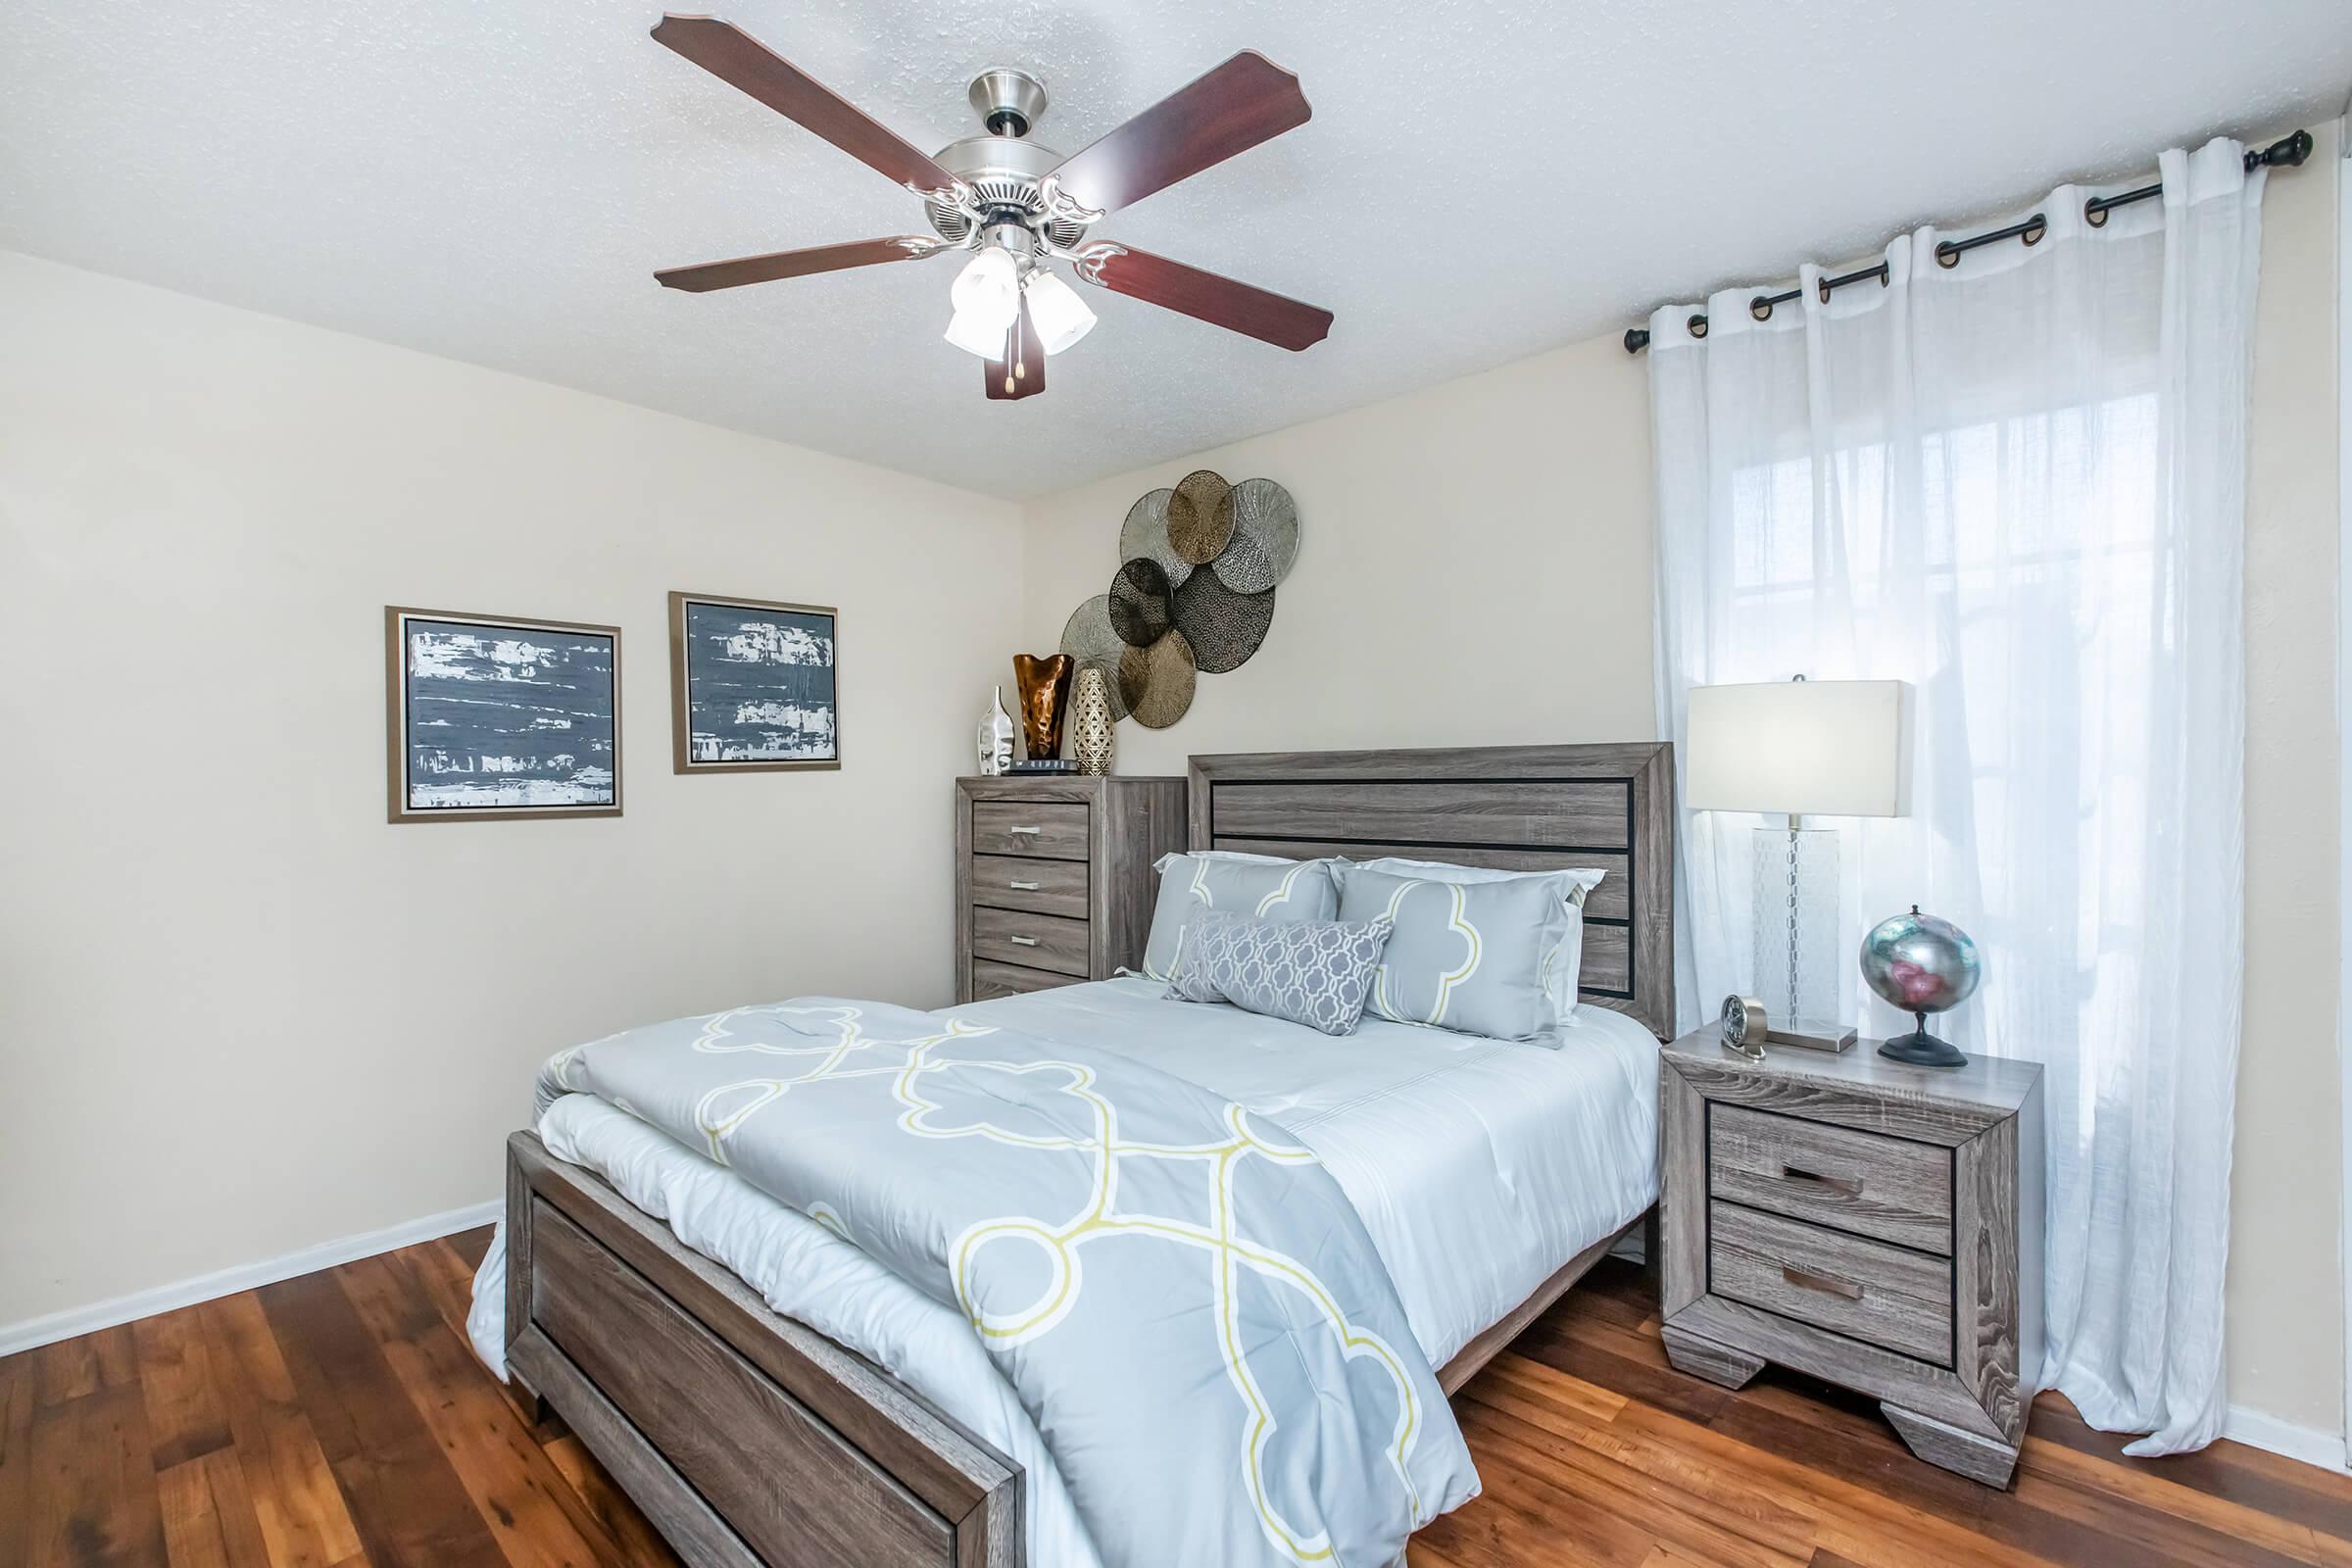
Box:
[8,1232,2351,1566]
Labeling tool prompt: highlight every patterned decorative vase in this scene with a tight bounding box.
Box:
[1012,653,1074,761]
[976,685,1014,776]
[1071,666,1114,776]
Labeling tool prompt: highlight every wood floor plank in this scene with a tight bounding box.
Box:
[134,1307,234,1472]
[538,1436,682,1568]
[257,1270,509,1568]
[24,1381,168,1568]
[335,1250,624,1568]
[197,1292,365,1568]
[158,1447,273,1568]
[0,1350,36,1568]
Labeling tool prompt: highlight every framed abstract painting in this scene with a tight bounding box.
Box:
[384,607,622,822]
[667,591,840,773]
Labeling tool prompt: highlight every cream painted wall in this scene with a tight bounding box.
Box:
[1017,125,2346,1438]
[0,252,1025,1327]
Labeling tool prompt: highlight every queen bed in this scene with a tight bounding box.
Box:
[471,743,1675,1568]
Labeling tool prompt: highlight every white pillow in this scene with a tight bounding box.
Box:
[1348,858,1607,1029]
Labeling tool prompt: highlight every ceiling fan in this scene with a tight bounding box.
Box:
[649,15,1333,402]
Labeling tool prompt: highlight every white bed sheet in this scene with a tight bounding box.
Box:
[468,981,1659,1568]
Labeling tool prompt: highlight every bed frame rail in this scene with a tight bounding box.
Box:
[505,1132,1022,1568]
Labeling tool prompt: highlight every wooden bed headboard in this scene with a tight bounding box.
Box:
[1186,743,1677,1040]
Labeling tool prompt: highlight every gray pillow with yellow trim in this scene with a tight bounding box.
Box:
[1334,865,1574,1044]
[1140,853,1340,982]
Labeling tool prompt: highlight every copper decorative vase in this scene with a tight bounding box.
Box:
[1012,653,1074,761]
[1071,665,1114,775]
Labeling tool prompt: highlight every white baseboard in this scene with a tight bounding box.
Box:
[2224,1402,2352,1474]
[0,1198,501,1359]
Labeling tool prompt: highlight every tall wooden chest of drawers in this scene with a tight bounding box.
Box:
[1659,1029,2045,1487]
[955,776,1187,1003]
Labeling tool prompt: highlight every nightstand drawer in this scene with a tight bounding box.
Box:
[967,958,1075,1001]
[970,801,1091,859]
[1709,1200,1951,1364]
[1709,1104,1952,1254]
[968,854,1089,919]
[970,906,1090,978]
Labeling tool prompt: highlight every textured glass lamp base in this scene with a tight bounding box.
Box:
[1751,825,1842,1024]
[1877,1017,1969,1068]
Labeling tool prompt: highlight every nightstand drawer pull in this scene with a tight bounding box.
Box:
[1006,825,1043,836]
[1007,935,1040,947]
[1007,879,1041,890]
[1781,1164,1863,1198]
[1782,1263,1865,1301]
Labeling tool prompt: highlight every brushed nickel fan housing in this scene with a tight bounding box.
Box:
[924,69,1091,252]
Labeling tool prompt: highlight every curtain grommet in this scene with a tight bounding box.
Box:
[1749,295,1773,322]
[1687,313,1709,340]
[2086,203,2110,228]
[1936,243,1961,270]
[2022,215,2048,247]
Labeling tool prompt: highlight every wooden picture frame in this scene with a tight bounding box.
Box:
[385,607,623,823]
[667,591,841,774]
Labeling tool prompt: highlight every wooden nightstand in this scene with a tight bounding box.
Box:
[1659,1028,2044,1486]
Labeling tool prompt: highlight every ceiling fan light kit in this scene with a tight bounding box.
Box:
[648,14,1333,401]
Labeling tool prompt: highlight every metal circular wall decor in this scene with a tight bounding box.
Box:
[1118,630,1197,728]
[1166,468,1237,564]
[1065,470,1296,730]
[1108,558,1174,647]
[1118,489,1191,587]
[1057,594,1132,721]
[1171,571,1276,674]
[1208,478,1299,594]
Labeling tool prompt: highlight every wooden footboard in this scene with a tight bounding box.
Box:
[503,1131,1023,1568]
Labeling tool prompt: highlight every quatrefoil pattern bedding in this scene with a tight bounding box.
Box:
[1164,908,1395,1034]
[1336,866,1577,1043]
[1140,853,1342,982]
[535,998,1476,1567]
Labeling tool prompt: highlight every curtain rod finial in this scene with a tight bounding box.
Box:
[1624,327,1651,354]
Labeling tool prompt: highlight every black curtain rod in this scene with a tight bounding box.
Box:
[1622,128,2313,354]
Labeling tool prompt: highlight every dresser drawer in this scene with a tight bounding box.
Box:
[1709,1103,1952,1254]
[1709,1200,1951,1365]
[970,906,1090,978]
[967,958,1075,1001]
[970,801,1090,859]
[968,854,1089,920]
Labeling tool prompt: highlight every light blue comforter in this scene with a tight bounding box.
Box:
[537,996,1478,1567]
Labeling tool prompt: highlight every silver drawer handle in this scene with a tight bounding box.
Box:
[1008,880,1041,891]
[1006,825,1042,836]
[1008,936,1040,948]
[1782,1263,1864,1301]
[1781,1164,1863,1198]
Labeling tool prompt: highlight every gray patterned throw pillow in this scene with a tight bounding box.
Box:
[1140,853,1342,982]
[1163,910,1395,1036]
[1336,866,1575,1044]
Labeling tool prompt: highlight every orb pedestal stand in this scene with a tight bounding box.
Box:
[1876,1011,1969,1068]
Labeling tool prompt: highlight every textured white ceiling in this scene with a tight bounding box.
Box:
[5,2,2347,499]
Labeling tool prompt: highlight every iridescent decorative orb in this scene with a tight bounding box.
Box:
[1859,906,1982,1017]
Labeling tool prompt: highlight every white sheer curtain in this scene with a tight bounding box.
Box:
[1647,139,2264,1454]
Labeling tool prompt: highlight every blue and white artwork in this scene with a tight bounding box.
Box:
[676,596,838,767]
[395,612,619,814]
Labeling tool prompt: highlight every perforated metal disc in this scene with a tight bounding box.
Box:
[1058,594,1130,721]
[1209,478,1299,594]
[1171,572,1276,674]
[1108,558,1173,647]
[1118,489,1191,587]
[1166,469,1235,564]
[1118,629,1197,728]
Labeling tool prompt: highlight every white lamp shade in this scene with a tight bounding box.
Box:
[943,303,1009,358]
[1023,270,1096,354]
[949,249,1018,330]
[1684,679,1906,817]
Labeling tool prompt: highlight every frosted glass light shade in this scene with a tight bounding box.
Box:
[1024,270,1096,354]
[951,247,1019,327]
[1685,679,1906,818]
[944,303,1009,358]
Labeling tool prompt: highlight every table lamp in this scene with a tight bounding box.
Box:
[1684,677,1906,1051]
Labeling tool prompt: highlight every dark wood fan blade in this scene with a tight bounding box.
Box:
[1074,244,1332,351]
[656,236,945,292]
[985,298,1047,400]
[652,15,961,198]
[1046,51,1308,216]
